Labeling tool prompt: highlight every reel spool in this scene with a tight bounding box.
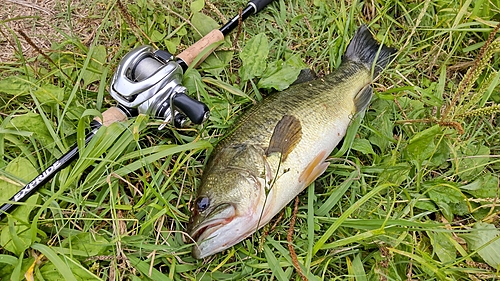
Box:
[109,45,210,128]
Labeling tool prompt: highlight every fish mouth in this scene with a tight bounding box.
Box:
[190,218,227,243]
[189,203,236,244]
[189,200,269,259]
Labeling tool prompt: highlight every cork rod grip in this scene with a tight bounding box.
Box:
[177,29,224,67]
[94,107,128,127]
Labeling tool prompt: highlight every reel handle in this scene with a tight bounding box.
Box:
[173,92,210,125]
[93,96,209,127]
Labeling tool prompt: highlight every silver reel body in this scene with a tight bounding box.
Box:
[109,45,209,128]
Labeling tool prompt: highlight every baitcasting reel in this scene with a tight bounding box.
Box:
[109,45,210,128]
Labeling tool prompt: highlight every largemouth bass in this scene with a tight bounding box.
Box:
[188,25,396,259]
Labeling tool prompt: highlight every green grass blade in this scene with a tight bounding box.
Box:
[263,244,289,281]
[0,254,17,265]
[305,183,315,273]
[315,171,357,216]
[389,248,451,280]
[31,243,78,281]
[127,255,173,281]
[313,183,389,255]
[352,254,367,281]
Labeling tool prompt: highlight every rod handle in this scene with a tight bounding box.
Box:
[176,29,224,68]
[94,107,128,127]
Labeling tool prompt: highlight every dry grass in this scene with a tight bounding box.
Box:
[1,0,111,63]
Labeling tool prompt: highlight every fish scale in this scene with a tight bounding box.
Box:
[214,61,369,161]
[188,25,397,259]
[219,83,338,143]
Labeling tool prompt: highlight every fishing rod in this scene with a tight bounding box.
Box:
[0,0,276,220]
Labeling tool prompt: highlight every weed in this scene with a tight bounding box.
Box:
[1,0,500,280]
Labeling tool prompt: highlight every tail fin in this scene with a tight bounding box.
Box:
[344,25,397,77]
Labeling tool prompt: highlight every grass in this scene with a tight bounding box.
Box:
[1,0,500,280]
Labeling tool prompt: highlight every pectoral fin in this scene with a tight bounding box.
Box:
[299,150,329,186]
[266,115,302,161]
[353,85,373,114]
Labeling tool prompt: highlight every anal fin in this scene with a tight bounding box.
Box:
[299,150,329,186]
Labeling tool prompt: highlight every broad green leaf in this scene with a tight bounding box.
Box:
[258,64,301,91]
[0,254,18,265]
[33,84,66,105]
[164,37,181,54]
[427,230,456,263]
[434,201,454,222]
[461,222,500,269]
[405,125,441,164]
[428,138,450,167]
[258,54,305,90]
[460,173,498,198]
[60,232,110,257]
[0,76,30,95]
[379,163,411,186]
[150,30,165,42]
[191,12,219,38]
[183,68,208,98]
[285,54,308,69]
[177,26,187,36]
[0,217,32,256]
[200,50,233,76]
[0,157,37,200]
[0,157,39,255]
[0,255,32,281]
[239,33,269,81]
[5,113,54,146]
[458,143,490,181]
[92,45,107,66]
[190,0,204,12]
[367,100,394,153]
[425,180,470,220]
[81,45,107,88]
[414,197,438,212]
[351,138,376,155]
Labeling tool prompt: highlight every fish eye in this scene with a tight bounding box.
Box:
[196,197,210,212]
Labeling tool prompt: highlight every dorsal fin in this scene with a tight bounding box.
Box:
[291,68,318,86]
[266,115,302,161]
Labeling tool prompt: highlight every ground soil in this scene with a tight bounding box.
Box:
[1,0,103,63]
